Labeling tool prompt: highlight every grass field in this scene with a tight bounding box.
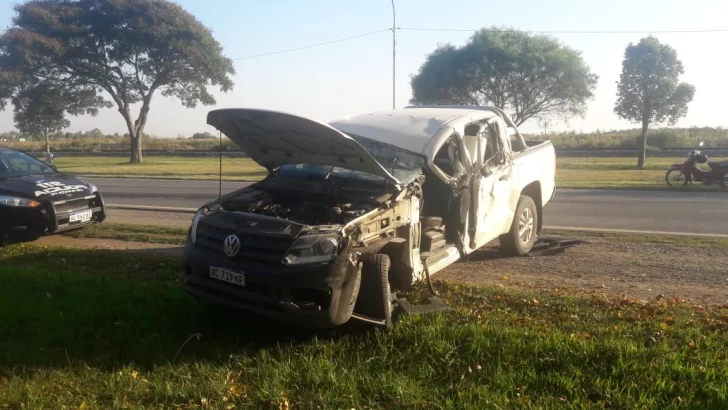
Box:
[1,243,727,408]
[555,157,727,189]
[52,156,267,181]
[48,155,728,190]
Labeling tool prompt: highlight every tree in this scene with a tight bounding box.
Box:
[191,132,216,139]
[12,83,103,151]
[410,28,598,126]
[13,86,69,151]
[614,36,695,168]
[0,0,235,163]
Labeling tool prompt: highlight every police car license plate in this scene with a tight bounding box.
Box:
[69,210,93,223]
[209,266,246,287]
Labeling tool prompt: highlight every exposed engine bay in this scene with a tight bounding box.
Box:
[221,187,379,226]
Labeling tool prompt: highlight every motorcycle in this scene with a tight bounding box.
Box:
[665,142,728,188]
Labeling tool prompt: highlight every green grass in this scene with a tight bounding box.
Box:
[62,223,189,245]
[50,155,728,190]
[556,157,728,189]
[1,244,727,408]
[53,156,267,181]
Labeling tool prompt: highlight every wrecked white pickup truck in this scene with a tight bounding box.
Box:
[183,106,556,327]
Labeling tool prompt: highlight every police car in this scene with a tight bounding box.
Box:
[0,147,106,245]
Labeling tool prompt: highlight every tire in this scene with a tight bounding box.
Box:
[500,195,538,256]
[354,253,393,326]
[665,169,687,187]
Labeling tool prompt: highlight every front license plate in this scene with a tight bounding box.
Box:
[69,209,93,223]
[209,266,246,287]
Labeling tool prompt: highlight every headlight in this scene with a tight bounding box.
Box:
[190,208,206,244]
[0,195,41,208]
[283,235,340,265]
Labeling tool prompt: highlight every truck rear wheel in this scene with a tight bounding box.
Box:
[500,195,538,256]
[354,253,393,327]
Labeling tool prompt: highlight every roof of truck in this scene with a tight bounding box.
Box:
[330,106,500,154]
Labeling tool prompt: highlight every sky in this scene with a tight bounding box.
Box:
[0,0,727,137]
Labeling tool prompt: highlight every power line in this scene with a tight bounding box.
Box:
[233,28,391,61]
[398,27,728,34]
[231,26,728,62]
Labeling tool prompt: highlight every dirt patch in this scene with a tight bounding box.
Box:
[34,235,183,257]
[105,209,193,228]
[437,238,728,306]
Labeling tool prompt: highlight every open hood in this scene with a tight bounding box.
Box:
[207,109,400,186]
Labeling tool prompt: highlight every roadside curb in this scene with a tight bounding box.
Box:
[106,204,197,213]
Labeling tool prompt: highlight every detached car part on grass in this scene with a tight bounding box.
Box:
[0,147,106,245]
[183,106,557,328]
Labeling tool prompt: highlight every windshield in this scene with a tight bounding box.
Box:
[273,135,425,188]
[346,134,426,183]
[275,164,389,192]
[0,150,56,178]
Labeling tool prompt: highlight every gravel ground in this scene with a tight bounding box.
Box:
[438,238,728,306]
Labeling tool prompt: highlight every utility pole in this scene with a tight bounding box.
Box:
[391,0,396,110]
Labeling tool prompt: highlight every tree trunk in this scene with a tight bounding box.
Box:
[44,131,50,153]
[637,118,649,169]
[119,107,144,163]
[130,135,143,163]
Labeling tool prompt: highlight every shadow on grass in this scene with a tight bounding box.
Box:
[0,246,369,371]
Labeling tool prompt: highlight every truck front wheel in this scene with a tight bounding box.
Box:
[500,195,538,256]
[354,253,394,327]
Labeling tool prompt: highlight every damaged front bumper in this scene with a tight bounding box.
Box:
[183,235,362,328]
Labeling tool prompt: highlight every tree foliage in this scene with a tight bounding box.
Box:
[191,132,216,140]
[0,0,236,163]
[410,28,598,126]
[13,85,69,151]
[12,83,107,151]
[614,36,695,168]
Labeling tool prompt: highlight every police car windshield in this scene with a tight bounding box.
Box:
[0,151,56,178]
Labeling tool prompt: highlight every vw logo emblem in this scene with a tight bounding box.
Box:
[223,234,241,257]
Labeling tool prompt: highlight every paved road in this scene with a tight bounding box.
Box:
[87,177,728,236]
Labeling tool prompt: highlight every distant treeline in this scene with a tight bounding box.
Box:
[528,127,728,150]
[0,130,238,152]
[2,126,727,152]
